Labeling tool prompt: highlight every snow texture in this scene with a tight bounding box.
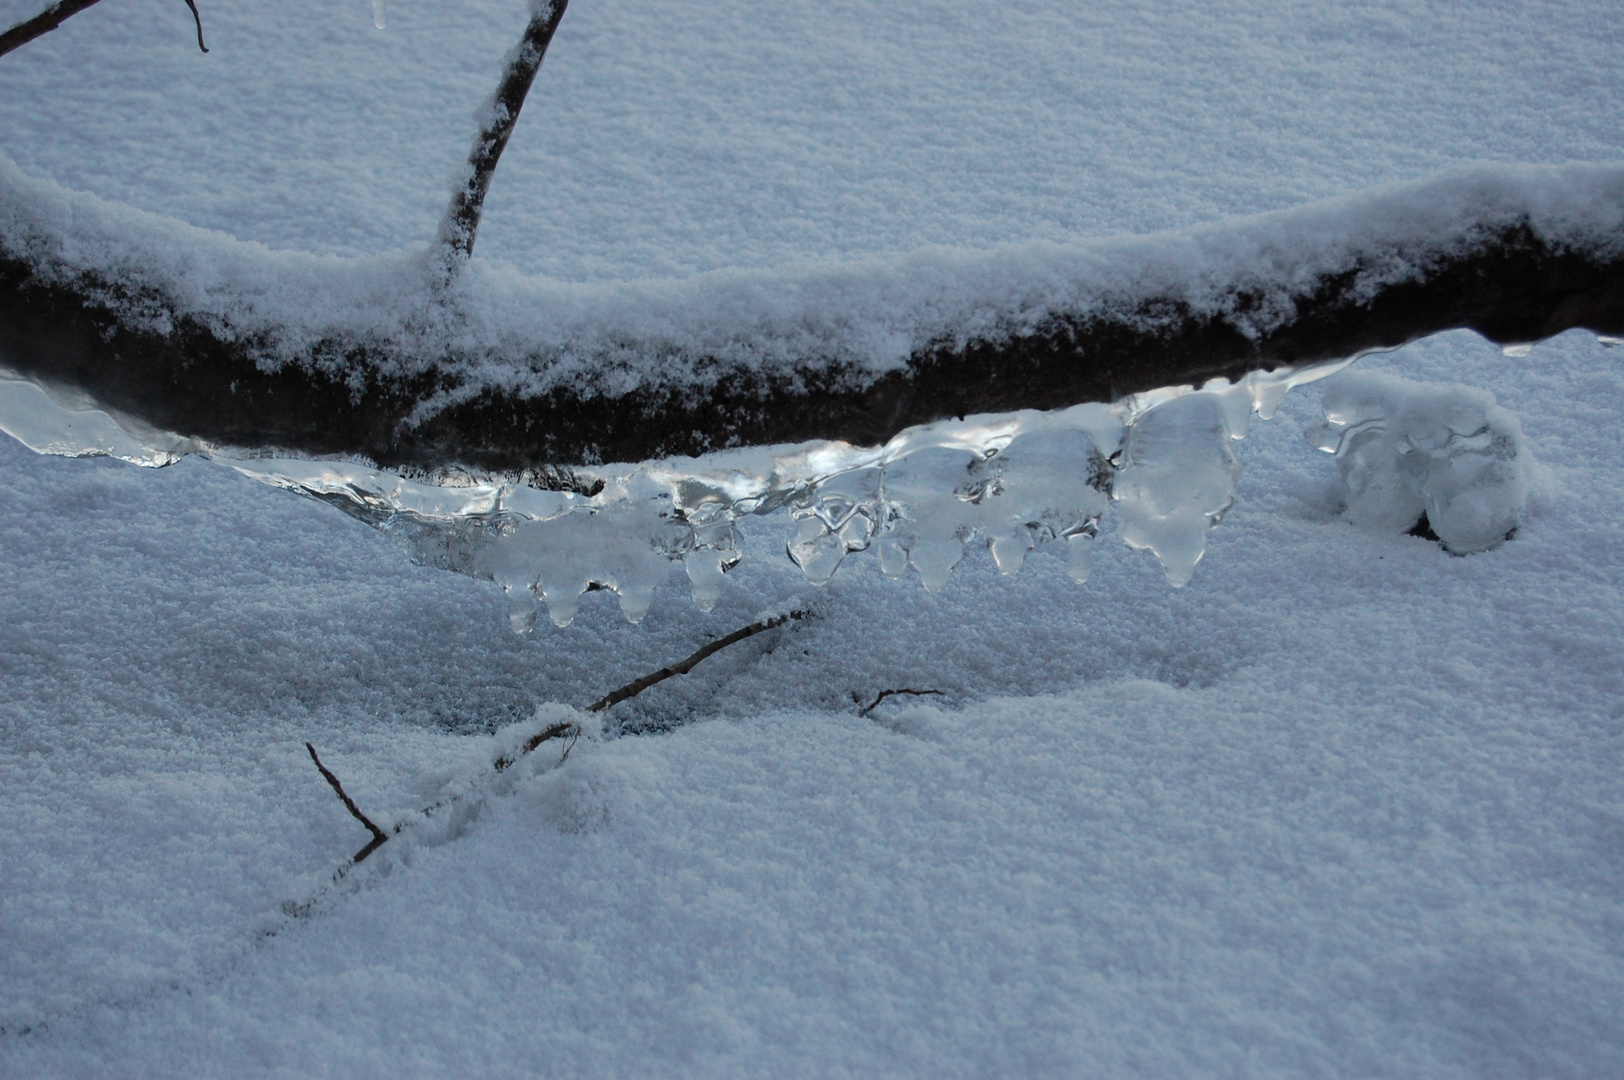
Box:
[2,0,1624,1074]
[3,148,1622,400]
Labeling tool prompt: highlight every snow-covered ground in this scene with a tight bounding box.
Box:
[2,0,1623,1075]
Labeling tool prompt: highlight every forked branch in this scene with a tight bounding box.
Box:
[434,0,569,266]
[307,607,805,872]
[306,741,388,864]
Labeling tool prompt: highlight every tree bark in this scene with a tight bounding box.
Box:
[434,0,569,267]
[3,220,1622,471]
[0,0,106,60]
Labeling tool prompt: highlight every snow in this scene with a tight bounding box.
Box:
[3,0,1624,1074]
[4,148,1622,399]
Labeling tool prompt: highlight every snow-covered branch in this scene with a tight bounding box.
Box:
[434,0,568,267]
[1,165,1622,470]
[0,0,106,59]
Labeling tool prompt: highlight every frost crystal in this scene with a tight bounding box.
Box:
[1306,371,1534,554]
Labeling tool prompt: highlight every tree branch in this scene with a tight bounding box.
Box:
[586,610,807,713]
[5,210,1621,471]
[0,0,106,59]
[856,688,942,717]
[434,0,569,267]
[305,741,389,864]
[308,609,803,873]
[181,0,206,54]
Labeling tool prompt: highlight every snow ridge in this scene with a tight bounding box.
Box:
[3,154,1622,399]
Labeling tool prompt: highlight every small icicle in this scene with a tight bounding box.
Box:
[372,0,386,30]
[684,551,727,612]
[987,531,1031,575]
[1066,532,1096,584]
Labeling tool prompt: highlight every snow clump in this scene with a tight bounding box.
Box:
[1309,371,1535,554]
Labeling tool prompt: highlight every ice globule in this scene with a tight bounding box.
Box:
[0,359,1343,630]
[1305,371,1534,554]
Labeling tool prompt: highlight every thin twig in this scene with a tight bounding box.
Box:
[586,610,807,713]
[857,688,942,717]
[181,0,206,53]
[307,609,804,881]
[0,0,106,60]
[494,720,577,771]
[306,742,388,862]
[435,0,569,267]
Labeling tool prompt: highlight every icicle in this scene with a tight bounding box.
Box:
[1,357,1360,631]
[372,0,386,29]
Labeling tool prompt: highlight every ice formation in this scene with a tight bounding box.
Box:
[372,0,386,30]
[1,359,1360,629]
[1306,371,1534,554]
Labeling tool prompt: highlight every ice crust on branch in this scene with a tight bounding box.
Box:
[1,359,1338,629]
[1308,371,1536,554]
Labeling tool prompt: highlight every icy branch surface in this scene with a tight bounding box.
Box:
[1307,371,1536,554]
[2,361,1341,630]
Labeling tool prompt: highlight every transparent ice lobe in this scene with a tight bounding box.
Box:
[782,409,1120,592]
[1309,371,1534,554]
[0,376,191,468]
[0,357,1344,630]
[1113,393,1240,586]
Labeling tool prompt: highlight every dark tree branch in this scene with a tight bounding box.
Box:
[4,216,1622,470]
[181,0,206,54]
[0,0,106,59]
[434,0,569,266]
[856,688,942,717]
[306,742,389,864]
[586,610,807,713]
[1,0,207,59]
[308,609,802,873]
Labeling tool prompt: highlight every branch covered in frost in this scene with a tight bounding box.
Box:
[434,0,569,267]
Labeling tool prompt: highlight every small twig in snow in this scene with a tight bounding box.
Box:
[304,608,805,885]
[857,688,943,717]
[586,609,807,713]
[305,742,389,864]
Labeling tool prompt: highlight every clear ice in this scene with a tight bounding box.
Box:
[372,0,386,30]
[1306,370,1534,554]
[3,361,1340,631]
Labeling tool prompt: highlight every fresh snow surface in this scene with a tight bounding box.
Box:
[1,0,1622,281]
[2,0,1624,1075]
[3,330,1622,1077]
